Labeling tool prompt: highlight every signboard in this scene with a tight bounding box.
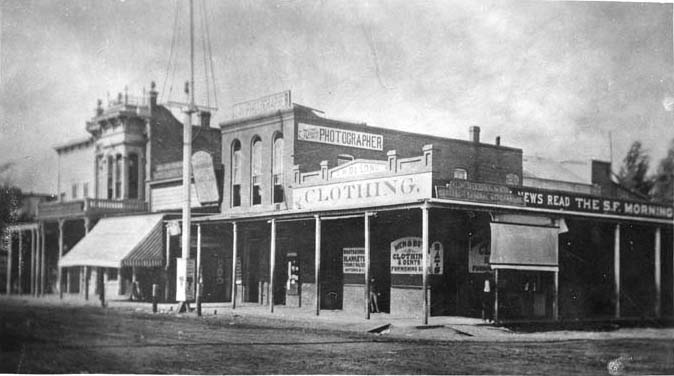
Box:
[292,172,432,210]
[391,237,423,274]
[231,90,292,119]
[175,258,195,302]
[429,241,444,275]
[286,252,300,295]
[235,257,242,285]
[191,151,220,204]
[331,160,387,179]
[298,123,383,151]
[343,247,366,274]
[512,187,674,220]
[438,180,524,206]
[167,220,181,236]
[468,237,491,273]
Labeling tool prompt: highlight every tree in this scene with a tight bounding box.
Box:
[0,162,22,239]
[617,141,653,197]
[650,138,674,203]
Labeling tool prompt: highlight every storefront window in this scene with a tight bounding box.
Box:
[272,135,284,203]
[231,140,241,207]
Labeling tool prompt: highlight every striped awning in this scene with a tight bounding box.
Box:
[59,214,164,268]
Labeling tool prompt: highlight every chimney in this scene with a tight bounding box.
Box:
[199,111,211,128]
[495,136,501,146]
[148,81,158,112]
[95,99,104,116]
[469,126,480,143]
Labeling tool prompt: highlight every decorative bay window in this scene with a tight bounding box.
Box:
[272,135,284,203]
[251,137,262,205]
[231,140,242,207]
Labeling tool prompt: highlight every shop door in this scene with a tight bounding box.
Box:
[244,239,262,303]
[202,249,231,302]
[320,249,343,310]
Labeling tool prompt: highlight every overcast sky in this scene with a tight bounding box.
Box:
[0,0,672,193]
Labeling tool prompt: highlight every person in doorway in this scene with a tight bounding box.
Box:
[481,277,493,322]
[97,267,106,308]
[369,278,380,313]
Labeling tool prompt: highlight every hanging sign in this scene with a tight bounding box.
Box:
[191,151,220,205]
[167,220,181,236]
[429,241,444,275]
[343,247,366,274]
[175,258,195,301]
[298,123,383,151]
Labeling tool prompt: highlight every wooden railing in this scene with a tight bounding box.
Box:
[38,198,148,220]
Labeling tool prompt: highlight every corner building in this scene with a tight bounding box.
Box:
[194,91,673,323]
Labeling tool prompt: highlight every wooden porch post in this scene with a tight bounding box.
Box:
[196,224,202,316]
[421,204,429,325]
[58,219,64,299]
[269,219,276,313]
[553,270,559,321]
[18,231,23,294]
[614,224,621,319]
[40,224,45,296]
[30,229,36,295]
[654,227,661,318]
[314,215,321,316]
[6,231,12,294]
[494,269,499,322]
[231,222,238,309]
[364,212,371,320]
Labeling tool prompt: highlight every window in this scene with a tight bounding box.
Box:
[107,156,114,199]
[231,140,241,207]
[337,154,354,166]
[115,155,122,199]
[251,137,262,205]
[83,183,89,198]
[72,183,78,199]
[128,153,139,199]
[107,268,118,281]
[272,135,284,203]
[453,168,468,180]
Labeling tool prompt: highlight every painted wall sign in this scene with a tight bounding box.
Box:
[438,180,524,206]
[231,90,292,119]
[331,160,387,179]
[390,237,443,274]
[391,237,423,274]
[292,172,432,210]
[191,151,220,204]
[298,123,384,151]
[175,258,195,302]
[512,187,674,219]
[468,237,491,273]
[343,247,366,274]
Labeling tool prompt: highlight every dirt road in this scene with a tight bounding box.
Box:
[1,299,673,374]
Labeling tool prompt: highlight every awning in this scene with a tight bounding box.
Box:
[59,214,164,268]
[489,220,560,272]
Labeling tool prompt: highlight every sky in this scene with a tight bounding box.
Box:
[0,0,672,193]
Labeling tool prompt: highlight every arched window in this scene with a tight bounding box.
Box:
[107,155,114,199]
[272,135,284,203]
[115,155,122,199]
[128,153,139,199]
[231,140,241,207]
[251,137,262,205]
[453,168,468,180]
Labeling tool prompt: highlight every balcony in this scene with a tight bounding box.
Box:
[38,198,148,221]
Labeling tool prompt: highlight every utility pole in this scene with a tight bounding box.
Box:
[178,0,198,312]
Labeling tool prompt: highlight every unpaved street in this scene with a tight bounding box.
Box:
[1,300,673,374]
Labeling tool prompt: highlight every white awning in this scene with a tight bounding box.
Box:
[489,221,560,272]
[59,214,164,268]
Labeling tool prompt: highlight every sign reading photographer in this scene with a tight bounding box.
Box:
[292,172,432,210]
[298,123,383,151]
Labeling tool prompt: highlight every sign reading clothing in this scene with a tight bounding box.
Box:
[390,237,443,274]
[293,172,432,210]
[298,123,383,151]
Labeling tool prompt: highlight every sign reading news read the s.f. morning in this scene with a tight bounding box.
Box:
[297,123,384,151]
[292,172,432,210]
